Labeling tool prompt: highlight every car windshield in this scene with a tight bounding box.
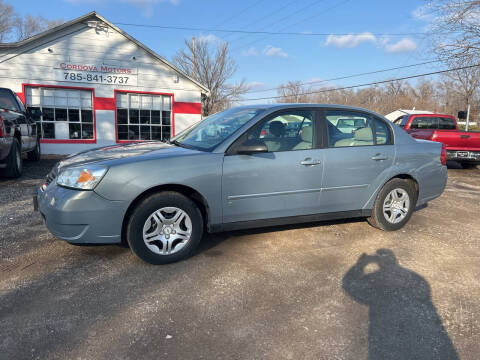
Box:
[172,107,265,151]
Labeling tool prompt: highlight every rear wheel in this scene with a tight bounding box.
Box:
[126,191,203,264]
[460,162,478,169]
[367,178,417,231]
[3,138,22,178]
[27,137,41,161]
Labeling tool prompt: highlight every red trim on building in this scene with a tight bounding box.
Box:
[94,97,116,111]
[22,83,97,144]
[16,92,25,104]
[173,102,201,115]
[40,139,96,144]
[114,89,176,143]
[19,84,202,146]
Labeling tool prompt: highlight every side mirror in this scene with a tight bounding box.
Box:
[236,139,268,155]
[30,108,42,121]
[458,111,467,120]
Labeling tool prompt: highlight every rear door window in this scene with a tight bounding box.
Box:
[438,117,456,129]
[326,110,374,147]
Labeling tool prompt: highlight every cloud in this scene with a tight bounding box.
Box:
[385,38,417,53]
[263,45,288,57]
[197,33,221,43]
[323,32,417,54]
[412,5,432,20]
[325,32,376,48]
[379,35,390,46]
[241,47,258,57]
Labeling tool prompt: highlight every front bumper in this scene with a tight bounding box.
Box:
[36,184,128,244]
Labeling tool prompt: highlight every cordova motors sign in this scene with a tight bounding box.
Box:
[54,62,138,86]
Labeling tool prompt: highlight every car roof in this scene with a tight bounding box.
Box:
[407,113,454,117]
[233,103,388,120]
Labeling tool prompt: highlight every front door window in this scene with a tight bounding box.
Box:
[246,110,315,152]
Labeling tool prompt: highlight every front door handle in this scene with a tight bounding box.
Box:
[300,158,321,166]
[371,153,388,161]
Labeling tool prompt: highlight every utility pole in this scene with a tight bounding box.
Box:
[466,103,471,131]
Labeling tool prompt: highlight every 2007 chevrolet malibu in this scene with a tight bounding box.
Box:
[36,104,448,264]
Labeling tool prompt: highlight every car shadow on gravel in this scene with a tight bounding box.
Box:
[343,249,459,360]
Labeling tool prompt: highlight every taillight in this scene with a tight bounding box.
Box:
[0,114,3,138]
[440,144,447,166]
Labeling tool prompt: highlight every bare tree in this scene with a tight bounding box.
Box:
[277,81,313,103]
[15,15,63,41]
[424,1,480,114]
[0,0,15,42]
[274,77,480,122]
[443,57,480,110]
[173,38,249,116]
[0,1,62,43]
[426,0,480,59]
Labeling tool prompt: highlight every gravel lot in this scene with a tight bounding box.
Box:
[1,159,479,359]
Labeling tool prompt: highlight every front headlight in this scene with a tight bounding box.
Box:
[56,165,108,190]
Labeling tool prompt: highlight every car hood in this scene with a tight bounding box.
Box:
[56,141,199,170]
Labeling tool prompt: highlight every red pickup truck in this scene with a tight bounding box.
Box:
[393,113,480,168]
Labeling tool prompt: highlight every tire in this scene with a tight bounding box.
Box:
[27,137,41,161]
[460,162,478,169]
[367,178,418,231]
[126,191,203,264]
[3,138,22,178]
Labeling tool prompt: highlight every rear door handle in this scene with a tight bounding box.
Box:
[460,134,470,139]
[300,158,321,166]
[371,153,388,161]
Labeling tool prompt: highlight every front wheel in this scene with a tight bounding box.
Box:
[3,138,22,178]
[126,191,203,264]
[367,178,418,231]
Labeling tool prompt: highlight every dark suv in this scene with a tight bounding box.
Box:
[0,87,41,177]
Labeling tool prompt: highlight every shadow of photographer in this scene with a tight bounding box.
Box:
[343,249,458,360]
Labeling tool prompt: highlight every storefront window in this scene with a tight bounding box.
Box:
[116,93,172,141]
[26,87,94,140]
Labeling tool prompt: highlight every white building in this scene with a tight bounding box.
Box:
[0,12,209,154]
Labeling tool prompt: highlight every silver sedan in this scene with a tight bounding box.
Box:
[36,104,448,264]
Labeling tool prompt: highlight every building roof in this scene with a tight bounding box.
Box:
[0,11,209,94]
